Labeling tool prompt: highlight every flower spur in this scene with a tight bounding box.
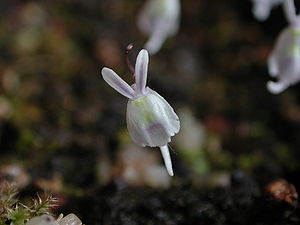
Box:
[101,49,180,176]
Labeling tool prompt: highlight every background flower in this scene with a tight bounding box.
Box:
[137,0,180,54]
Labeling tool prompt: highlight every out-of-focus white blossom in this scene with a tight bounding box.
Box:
[101,49,180,176]
[26,215,58,225]
[251,0,282,21]
[175,108,206,151]
[26,214,83,225]
[117,144,171,188]
[58,214,82,225]
[137,0,180,55]
[267,0,300,94]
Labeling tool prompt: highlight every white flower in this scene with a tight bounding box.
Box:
[251,0,282,21]
[57,214,82,225]
[137,0,180,55]
[101,49,180,176]
[267,0,300,94]
[26,215,58,225]
[26,214,82,225]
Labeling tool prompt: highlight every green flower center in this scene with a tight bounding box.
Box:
[132,96,154,125]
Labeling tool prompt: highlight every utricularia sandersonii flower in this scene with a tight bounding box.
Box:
[101,49,180,176]
[26,214,82,225]
[267,0,300,94]
[251,0,282,21]
[137,0,180,55]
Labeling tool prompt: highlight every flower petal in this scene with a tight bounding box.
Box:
[126,97,164,147]
[251,0,282,21]
[268,27,293,78]
[137,0,180,54]
[101,67,135,99]
[269,27,292,63]
[137,0,157,35]
[126,88,180,147]
[149,89,180,136]
[267,81,289,94]
[268,52,279,77]
[145,26,168,55]
[134,49,149,95]
[59,214,82,225]
[26,215,58,225]
[267,27,300,94]
[252,0,270,21]
[160,145,173,176]
[284,0,298,25]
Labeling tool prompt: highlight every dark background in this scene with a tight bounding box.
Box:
[1,0,300,224]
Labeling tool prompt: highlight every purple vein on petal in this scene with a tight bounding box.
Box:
[102,67,135,99]
[135,49,149,95]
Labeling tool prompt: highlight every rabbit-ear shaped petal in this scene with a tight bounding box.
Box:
[284,0,298,24]
[102,67,135,99]
[252,0,271,21]
[135,49,149,95]
[251,0,282,21]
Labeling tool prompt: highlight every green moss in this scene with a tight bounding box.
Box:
[0,184,58,225]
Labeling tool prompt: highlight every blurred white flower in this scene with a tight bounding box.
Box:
[117,144,171,188]
[101,49,180,176]
[137,0,180,55]
[26,214,82,225]
[251,0,282,21]
[267,0,300,94]
[26,215,58,225]
[58,214,82,225]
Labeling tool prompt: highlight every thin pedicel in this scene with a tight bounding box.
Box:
[124,43,135,75]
